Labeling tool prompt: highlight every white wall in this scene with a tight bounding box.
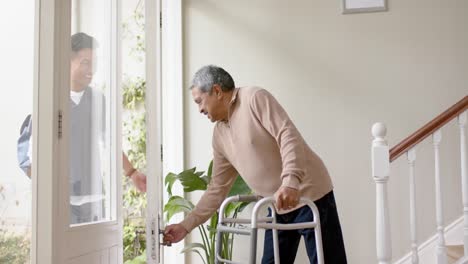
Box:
[182,0,468,263]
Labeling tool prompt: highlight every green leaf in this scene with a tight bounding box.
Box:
[180,243,208,264]
[237,201,250,213]
[180,242,207,254]
[227,175,251,197]
[207,160,213,178]
[124,250,146,264]
[164,196,194,222]
[178,169,208,192]
[224,202,238,217]
[208,213,219,236]
[164,172,178,196]
[200,175,211,185]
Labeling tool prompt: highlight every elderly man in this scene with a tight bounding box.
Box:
[164,65,347,263]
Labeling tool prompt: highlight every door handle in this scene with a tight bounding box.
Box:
[159,228,172,247]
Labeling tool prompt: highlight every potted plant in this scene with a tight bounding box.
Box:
[164,162,252,264]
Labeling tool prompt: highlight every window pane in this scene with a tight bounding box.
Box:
[0,1,35,262]
[70,0,115,225]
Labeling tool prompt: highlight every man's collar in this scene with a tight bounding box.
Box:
[229,88,239,106]
[220,88,239,124]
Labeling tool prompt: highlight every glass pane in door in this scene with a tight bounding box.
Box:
[69,0,115,225]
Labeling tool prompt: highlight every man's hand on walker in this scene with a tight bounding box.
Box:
[275,186,300,210]
[164,224,188,244]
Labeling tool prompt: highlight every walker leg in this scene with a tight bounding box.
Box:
[215,229,222,264]
[270,206,280,264]
[250,228,258,264]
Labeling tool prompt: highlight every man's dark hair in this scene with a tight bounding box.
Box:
[71,32,97,52]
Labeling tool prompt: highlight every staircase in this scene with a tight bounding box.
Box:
[371,96,468,264]
[447,245,464,264]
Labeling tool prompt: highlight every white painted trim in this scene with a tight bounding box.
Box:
[162,0,185,263]
[342,0,388,14]
[31,0,40,262]
[114,0,124,261]
[394,216,464,264]
[145,0,163,263]
[33,0,70,263]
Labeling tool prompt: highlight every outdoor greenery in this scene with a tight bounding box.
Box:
[122,75,147,263]
[0,184,30,264]
[164,163,252,264]
[122,1,147,262]
[0,229,30,264]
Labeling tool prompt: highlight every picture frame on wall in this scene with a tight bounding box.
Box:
[342,0,387,14]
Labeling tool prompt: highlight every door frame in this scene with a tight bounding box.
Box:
[32,0,70,262]
[161,0,185,263]
[144,0,163,263]
[31,0,184,262]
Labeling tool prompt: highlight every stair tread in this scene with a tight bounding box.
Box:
[447,245,464,260]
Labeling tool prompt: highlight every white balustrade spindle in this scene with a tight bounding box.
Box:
[372,123,391,264]
[407,148,419,264]
[433,130,447,264]
[459,111,468,256]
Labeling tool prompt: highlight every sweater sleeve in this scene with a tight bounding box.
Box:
[249,89,306,190]
[180,133,238,233]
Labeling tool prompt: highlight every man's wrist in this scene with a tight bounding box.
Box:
[281,175,300,190]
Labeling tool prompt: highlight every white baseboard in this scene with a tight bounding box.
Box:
[394,216,464,264]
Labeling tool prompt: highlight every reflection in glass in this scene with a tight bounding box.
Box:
[70,0,113,225]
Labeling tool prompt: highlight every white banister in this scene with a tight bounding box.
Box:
[407,148,419,264]
[433,130,447,264]
[459,111,468,256]
[372,123,392,264]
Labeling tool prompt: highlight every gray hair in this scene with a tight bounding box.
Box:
[190,65,235,93]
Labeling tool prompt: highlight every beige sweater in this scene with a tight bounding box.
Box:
[181,87,333,233]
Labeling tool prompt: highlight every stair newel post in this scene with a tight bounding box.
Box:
[372,123,392,264]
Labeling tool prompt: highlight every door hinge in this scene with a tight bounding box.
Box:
[151,217,157,261]
[58,110,63,139]
[161,144,163,162]
[159,12,162,28]
[151,217,159,263]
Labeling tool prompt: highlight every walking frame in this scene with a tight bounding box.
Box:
[215,195,324,264]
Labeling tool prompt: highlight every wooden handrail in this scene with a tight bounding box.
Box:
[390,96,468,162]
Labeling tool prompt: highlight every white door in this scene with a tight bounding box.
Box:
[33,0,124,263]
[145,0,163,263]
[146,0,184,263]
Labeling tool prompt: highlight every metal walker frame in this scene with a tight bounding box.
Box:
[215,195,324,264]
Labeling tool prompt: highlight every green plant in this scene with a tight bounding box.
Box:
[164,162,252,264]
[0,229,30,264]
[122,0,145,62]
[0,184,30,264]
[121,70,147,262]
[121,1,147,262]
[124,250,146,264]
